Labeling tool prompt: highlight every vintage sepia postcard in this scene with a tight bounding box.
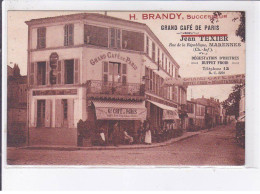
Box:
[6,10,246,166]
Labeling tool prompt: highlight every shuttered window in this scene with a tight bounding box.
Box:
[146,36,149,54]
[64,24,74,46]
[110,28,121,49]
[74,59,79,84]
[30,62,35,85]
[152,42,155,61]
[57,60,62,84]
[37,27,46,49]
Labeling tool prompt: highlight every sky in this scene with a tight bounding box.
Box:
[7,11,245,102]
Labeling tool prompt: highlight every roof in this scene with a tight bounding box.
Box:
[25,13,180,68]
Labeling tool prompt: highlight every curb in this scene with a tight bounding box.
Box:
[17,130,208,151]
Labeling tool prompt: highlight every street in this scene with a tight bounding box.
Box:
[7,123,245,166]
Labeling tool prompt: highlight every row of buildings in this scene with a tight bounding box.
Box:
[186,96,225,131]
[8,13,225,146]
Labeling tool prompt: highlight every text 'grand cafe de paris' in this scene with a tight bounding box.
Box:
[26,13,184,146]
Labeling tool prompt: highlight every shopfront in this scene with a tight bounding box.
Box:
[147,100,179,130]
[86,99,147,144]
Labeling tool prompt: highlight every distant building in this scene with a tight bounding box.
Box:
[191,96,221,129]
[187,100,196,129]
[7,65,28,145]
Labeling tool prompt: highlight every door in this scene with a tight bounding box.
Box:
[37,100,46,127]
[108,62,121,83]
[108,62,121,94]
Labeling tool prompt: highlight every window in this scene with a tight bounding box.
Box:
[152,42,155,61]
[175,68,178,77]
[64,24,74,46]
[149,69,153,91]
[165,58,168,71]
[146,36,149,54]
[37,62,46,85]
[145,67,149,91]
[122,30,144,51]
[84,24,108,47]
[157,49,160,65]
[162,53,164,68]
[37,27,46,49]
[62,99,68,119]
[110,28,121,49]
[64,60,74,84]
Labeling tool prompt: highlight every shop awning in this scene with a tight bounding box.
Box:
[148,100,179,120]
[92,100,147,120]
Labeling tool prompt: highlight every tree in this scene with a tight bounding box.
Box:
[211,11,245,43]
[13,63,21,77]
[221,84,245,118]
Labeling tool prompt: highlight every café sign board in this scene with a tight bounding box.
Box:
[163,74,245,86]
[95,107,147,120]
[163,109,179,120]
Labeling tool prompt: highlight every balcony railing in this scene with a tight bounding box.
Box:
[86,80,145,97]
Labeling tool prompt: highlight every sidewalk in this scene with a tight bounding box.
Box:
[17,130,209,151]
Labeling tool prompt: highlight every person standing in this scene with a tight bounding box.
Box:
[138,121,145,144]
[112,122,120,146]
[144,121,152,144]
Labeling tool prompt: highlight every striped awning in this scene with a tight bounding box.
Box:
[148,100,179,120]
[92,100,147,120]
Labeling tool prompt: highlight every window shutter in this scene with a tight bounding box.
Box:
[69,24,74,45]
[44,99,52,127]
[33,100,37,127]
[103,61,108,82]
[30,62,35,86]
[46,61,50,85]
[68,99,74,128]
[122,63,127,84]
[57,60,62,84]
[55,99,63,128]
[64,25,68,46]
[74,59,79,84]
[61,60,65,84]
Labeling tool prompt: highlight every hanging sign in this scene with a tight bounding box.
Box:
[163,74,245,86]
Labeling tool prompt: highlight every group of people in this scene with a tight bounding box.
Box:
[95,120,153,146]
[95,120,178,146]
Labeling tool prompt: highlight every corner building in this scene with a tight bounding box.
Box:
[26,13,181,146]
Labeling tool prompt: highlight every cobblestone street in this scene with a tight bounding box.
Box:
[7,123,245,166]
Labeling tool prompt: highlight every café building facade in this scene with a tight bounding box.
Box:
[26,13,181,146]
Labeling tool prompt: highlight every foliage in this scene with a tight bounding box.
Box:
[221,84,245,118]
[211,11,245,43]
[235,12,245,42]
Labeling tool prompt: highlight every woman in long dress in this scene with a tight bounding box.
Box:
[144,121,152,144]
